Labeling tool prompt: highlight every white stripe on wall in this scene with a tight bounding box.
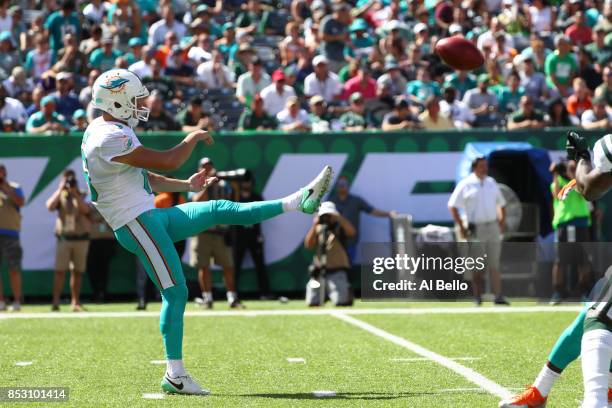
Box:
[127,219,174,289]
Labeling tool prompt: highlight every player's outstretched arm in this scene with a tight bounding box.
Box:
[112,130,214,171]
[575,158,612,201]
[147,169,218,193]
[567,130,612,201]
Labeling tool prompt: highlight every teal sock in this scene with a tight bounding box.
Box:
[211,199,284,225]
[547,308,587,370]
[160,284,188,360]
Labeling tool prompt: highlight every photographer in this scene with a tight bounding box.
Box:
[304,201,355,307]
[190,158,244,309]
[549,159,592,304]
[0,163,25,312]
[46,169,91,312]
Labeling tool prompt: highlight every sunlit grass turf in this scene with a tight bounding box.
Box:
[0,301,584,407]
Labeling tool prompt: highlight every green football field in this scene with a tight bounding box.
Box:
[0,301,586,407]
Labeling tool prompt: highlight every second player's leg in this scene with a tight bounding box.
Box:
[581,328,612,408]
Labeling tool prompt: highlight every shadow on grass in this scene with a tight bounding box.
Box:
[221,391,435,400]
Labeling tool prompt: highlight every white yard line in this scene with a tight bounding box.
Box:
[0,305,582,320]
[390,357,482,362]
[332,313,512,400]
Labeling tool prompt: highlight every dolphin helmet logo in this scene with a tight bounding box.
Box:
[100,76,129,94]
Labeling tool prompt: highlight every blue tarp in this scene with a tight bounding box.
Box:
[456,142,553,237]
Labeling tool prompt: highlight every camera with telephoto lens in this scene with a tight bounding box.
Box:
[64,175,77,189]
[551,160,569,180]
[215,168,253,182]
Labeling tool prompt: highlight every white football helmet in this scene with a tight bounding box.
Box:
[91,69,150,128]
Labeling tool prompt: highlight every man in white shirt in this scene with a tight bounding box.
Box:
[439,86,475,128]
[304,55,343,103]
[448,157,508,305]
[276,96,311,131]
[581,94,612,129]
[236,57,271,105]
[0,85,27,130]
[148,5,187,48]
[128,47,155,79]
[196,50,235,90]
[260,70,296,116]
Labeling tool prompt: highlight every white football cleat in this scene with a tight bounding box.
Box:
[161,373,210,395]
[298,165,333,214]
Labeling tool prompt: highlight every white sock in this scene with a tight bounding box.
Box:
[227,291,237,303]
[281,189,302,212]
[533,364,560,397]
[167,359,186,377]
[202,291,213,302]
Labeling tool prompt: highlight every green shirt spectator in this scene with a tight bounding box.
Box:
[89,38,122,72]
[544,36,578,93]
[407,67,441,104]
[339,111,366,129]
[551,175,591,229]
[44,6,80,52]
[26,95,69,134]
[238,109,278,131]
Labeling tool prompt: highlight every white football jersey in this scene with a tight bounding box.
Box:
[81,117,154,230]
[593,134,612,173]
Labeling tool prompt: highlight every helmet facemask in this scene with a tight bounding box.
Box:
[126,89,150,128]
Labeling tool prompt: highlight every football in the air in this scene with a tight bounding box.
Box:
[435,36,485,71]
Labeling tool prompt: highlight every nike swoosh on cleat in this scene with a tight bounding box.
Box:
[165,377,184,390]
[306,188,314,200]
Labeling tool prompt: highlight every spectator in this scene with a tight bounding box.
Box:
[377,61,407,97]
[52,32,88,76]
[444,70,478,100]
[107,0,142,46]
[190,6,221,40]
[148,5,186,48]
[238,93,278,131]
[319,2,351,73]
[190,158,244,309]
[525,0,556,33]
[0,0,9,33]
[565,11,592,46]
[304,201,355,306]
[177,97,212,133]
[407,66,441,106]
[419,95,455,130]
[24,33,54,80]
[46,169,90,312]
[518,56,549,102]
[545,35,578,98]
[280,22,304,66]
[89,35,122,72]
[545,97,578,127]
[339,92,368,131]
[164,46,196,87]
[577,47,602,92]
[196,50,235,90]
[329,175,395,263]
[85,205,115,304]
[462,74,500,127]
[304,55,343,103]
[142,59,175,101]
[343,63,377,101]
[566,77,593,118]
[44,0,80,52]
[477,17,515,51]
[154,31,180,69]
[235,0,273,36]
[78,69,101,107]
[80,24,102,56]
[382,96,421,131]
[70,109,88,132]
[231,43,256,78]
[498,71,525,114]
[2,67,33,99]
[260,70,296,117]
[26,95,69,134]
[215,22,237,63]
[0,163,24,311]
[188,32,213,65]
[448,157,508,305]
[124,38,144,66]
[309,95,335,133]
[595,65,612,106]
[0,31,19,79]
[585,23,612,70]
[0,84,27,131]
[344,19,375,63]
[581,94,612,129]
[276,96,311,132]
[26,86,44,117]
[138,91,180,132]
[129,46,155,79]
[53,72,82,119]
[82,0,109,24]
[520,34,551,73]
[236,57,271,105]
[439,86,476,129]
[507,95,546,130]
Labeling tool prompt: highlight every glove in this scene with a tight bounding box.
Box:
[566,130,590,161]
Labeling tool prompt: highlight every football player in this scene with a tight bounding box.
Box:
[82,69,333,395]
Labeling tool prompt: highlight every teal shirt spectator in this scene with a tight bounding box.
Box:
[344,35,375,60]
[44,11,80,51]
[497,86,525,114]
[90,48,123,72]
[26,111,69,133]
[406,80,441,103]
[444,73,477,99]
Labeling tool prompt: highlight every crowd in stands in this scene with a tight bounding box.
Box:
[0,0,611,134]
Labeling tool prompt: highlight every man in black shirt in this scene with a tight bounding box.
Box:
[138,90,180,132]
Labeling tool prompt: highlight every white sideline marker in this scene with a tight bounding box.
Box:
[286,357,306,363]
[15,361,33,366]
[150,360,166,365]
[142,393,165,400]
[312,390,336,397]
[333,313,511,400]
[391,357,482,362]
